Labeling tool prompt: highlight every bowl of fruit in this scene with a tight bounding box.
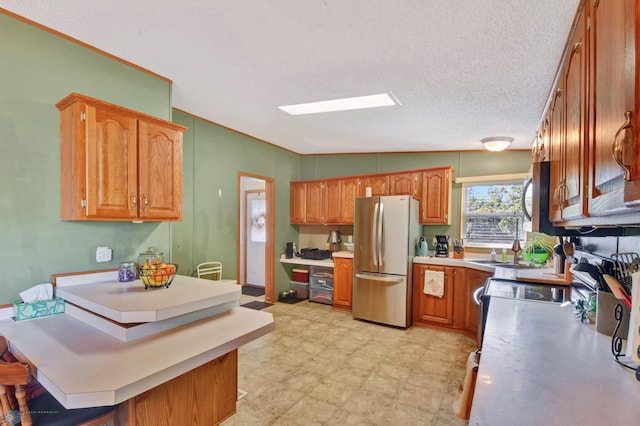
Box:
[138,260,178,289]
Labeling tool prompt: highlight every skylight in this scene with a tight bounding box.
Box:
[278,92,399,115]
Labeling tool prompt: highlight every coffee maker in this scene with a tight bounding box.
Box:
[435,235,449,257]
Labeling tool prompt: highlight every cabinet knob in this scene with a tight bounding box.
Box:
[143,193,149,212]
[131,193,137,211]
[611,111,633,181]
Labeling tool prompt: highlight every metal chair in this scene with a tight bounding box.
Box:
[0,336,116,426]
[196,262,222,280]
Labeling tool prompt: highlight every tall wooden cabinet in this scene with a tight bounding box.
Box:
[57,93,185,221]
[333,257,353,310]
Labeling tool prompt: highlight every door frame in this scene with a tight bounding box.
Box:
[237,172,275,303]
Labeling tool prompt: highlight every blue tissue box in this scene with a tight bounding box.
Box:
[13,298,65,321]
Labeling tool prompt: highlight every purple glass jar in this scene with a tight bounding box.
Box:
[118,262,137,282]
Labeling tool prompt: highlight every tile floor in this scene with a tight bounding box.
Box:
[222,300,475,426]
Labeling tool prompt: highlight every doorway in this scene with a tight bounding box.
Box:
[237,173,275,304]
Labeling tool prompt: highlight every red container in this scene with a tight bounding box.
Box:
[292,268,309,283]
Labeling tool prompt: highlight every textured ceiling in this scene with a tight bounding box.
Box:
[0,0,580,154]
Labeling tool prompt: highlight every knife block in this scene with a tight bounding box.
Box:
[453,249,464,259]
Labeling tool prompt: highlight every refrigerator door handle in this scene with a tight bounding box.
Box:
[377,202,384,267]
[373,202,380,267]
[355,273,404,283]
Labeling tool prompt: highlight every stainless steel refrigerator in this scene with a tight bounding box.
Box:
[353,195,419,328]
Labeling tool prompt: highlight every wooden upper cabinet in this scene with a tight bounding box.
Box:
[290,168,452,225]
[359,175,389,196]
[325,179,342,224]
[561,10,588,222]
[420,167,453,224]
[339,177,359,224]
[549,82,565,223]
[56,93,185,221]
[389,172,421,199]
[290,182,306,224]
[137,119,183,220]
[305,181,326,223]
[588,0,640,215]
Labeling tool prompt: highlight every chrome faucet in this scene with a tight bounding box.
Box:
[511,218,521,264]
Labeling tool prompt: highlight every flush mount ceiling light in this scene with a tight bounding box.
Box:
[278,92,399,115]
[481,136,514,152]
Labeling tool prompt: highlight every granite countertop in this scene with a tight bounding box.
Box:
[470,297,640,425]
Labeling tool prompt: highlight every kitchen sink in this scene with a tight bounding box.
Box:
[465,260,543,269]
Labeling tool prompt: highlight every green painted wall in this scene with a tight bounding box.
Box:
[0,13,173,304]
[170,112,301,295]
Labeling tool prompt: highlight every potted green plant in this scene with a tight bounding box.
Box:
[523,235,554,264]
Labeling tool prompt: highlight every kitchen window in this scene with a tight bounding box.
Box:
[457,174,529,248]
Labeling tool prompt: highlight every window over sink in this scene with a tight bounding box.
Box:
[457,174,529,248]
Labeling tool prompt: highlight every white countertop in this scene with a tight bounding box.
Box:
[413,256,496,273]
[470,297,640,425]
[0,307,274,409]
[56,274,241,323]
[332,251,354,259]
[280,257,335,267]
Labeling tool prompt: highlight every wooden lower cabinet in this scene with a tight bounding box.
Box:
[459,268,492,336]
[333,257,353,310]
[413,264,490,339]
[117,350,237,425]
[412,264,454,325]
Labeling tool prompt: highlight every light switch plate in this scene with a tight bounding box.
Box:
[96,246,112,263]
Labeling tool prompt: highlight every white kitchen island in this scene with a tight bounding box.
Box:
[0,271,274,425]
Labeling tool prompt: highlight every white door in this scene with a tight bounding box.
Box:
[245,191,265,287]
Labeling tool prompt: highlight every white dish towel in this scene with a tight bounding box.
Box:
[423,270,445,298]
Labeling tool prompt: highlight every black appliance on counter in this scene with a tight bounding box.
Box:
[299,248,331,260]
[435,235,449,257]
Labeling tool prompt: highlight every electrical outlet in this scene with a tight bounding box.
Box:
[96,246,112,263]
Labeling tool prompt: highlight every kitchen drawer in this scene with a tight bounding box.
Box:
[309,287,333,305]
[310,277,333,289]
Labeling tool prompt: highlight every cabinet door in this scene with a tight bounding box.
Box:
[85,103,138,219]
[340,178,359,223]
[389,172,421,199]
[413,264,454,325]
[333,257,353,309]
[548,84,565,223]
[325,179,341,224]
[305,181,326,224]
[137,119,183,220]
[360,175,389,196]
[560,10,588,222]
[463,269,491,336]
[419,167,452,224]
[589,0,639,214]
[290,182,306,224]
